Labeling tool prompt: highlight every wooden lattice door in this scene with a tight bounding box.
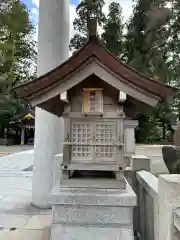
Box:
[71,121,93,162]
[71,120,117,163]
[94,121,117,162]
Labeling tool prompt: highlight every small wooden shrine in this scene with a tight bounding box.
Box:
[9,108,35,145]
[14,19,174,189]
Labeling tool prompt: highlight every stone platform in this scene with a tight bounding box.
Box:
[50,180,136,240]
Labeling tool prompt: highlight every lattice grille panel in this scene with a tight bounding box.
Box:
[95,123,116,158]
[71,123,92,157]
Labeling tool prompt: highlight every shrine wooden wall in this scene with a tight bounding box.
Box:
[68,75,145,119]
[69,75,119,113]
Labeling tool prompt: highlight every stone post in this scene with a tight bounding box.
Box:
[32,0,69,208]
[125,155,150,236]
[158,174,180,240]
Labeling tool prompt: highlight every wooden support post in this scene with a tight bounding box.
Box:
[62,102,71,179]
[21,127,25,145]
[63,144,70,166]
[116,103,125,181]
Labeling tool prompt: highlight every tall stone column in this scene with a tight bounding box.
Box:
[32,0,69,208]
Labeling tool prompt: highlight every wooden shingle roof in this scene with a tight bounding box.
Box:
[14,36,174,101]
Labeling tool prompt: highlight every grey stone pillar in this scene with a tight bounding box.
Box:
[32,0,69,208]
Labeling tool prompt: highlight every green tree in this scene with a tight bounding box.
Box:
[125,0,176,142]
[101,2,124,57]
[0,0,36,132]
[70,0,106,51]
[0,0,36,85]
[164,0,180,119]
[125,0,170,77]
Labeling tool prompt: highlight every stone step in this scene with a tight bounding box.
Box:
[51,181,136,240]
[53,204,133,225]
[51,224,135,240]
[51,182,136,207]
[60,178,126,189]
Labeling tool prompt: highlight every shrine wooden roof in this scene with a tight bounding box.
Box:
[9,108,35,124]
[14,36,174,102]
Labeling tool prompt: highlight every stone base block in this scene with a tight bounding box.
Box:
[51,224,134,240]
[50,179,136,240]
[53,205,133,225]
[50,180,136,207]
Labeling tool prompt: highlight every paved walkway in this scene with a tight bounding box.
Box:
[136,144,168,174]
[0,149,33,172]
[0,145,33,156]
[0,147,50,239]
[0,171,51,239]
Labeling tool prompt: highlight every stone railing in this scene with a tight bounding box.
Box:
[174,209,180,240]
[136,170,180,240]
[136,170,158,240]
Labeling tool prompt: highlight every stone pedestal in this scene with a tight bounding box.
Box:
[50,180,136,240]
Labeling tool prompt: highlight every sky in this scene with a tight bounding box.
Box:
[22,0,133,41]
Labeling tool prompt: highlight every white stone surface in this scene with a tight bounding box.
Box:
[53,205,133,225]
[0,160,51,240]
[37,0,69,76]
[158,174,180,240]
[130,155,151,171]
[51,224,134,240]
[124,120,138,156]
[53,153,63,186]
[51,181,136,240]
[136,170,158,198]
[24,215,52,230]
[125,128,136,155]
[32,0,69,208]
[32,108,62,208]
[173,208,180,239]
[136,170,158,240]
[0,229,50,240]
[0,214,31,228]
[136,144,169,174]
[0,172,32,197]
[0,150,33,171]
[0,170,51,240]
[51,181,136,207]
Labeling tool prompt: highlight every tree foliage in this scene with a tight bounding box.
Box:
[124,0,180,142]
[125,0,170,77]
[0,0,36,132]
[101,2,124,57]
[69,0,106,51]
[0,0,36,85]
